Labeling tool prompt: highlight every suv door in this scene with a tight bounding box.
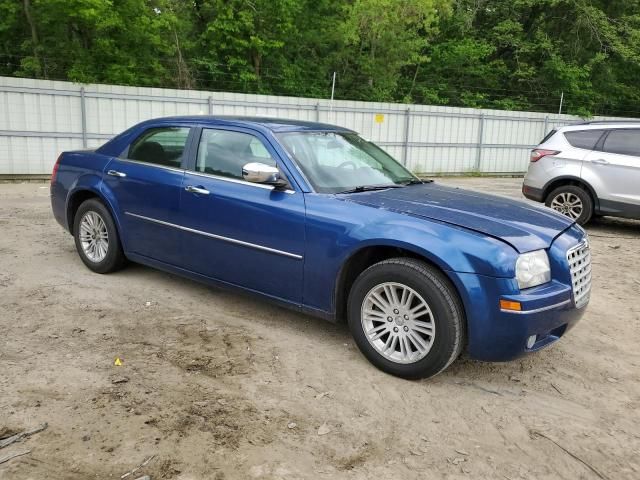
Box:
[582,128,640,217]
[178,127,306,303]
[103,126,194,264]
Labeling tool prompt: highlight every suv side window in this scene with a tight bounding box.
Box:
[602,129,640,157]
[127,127,191,168]
[564,130,605,150]
[196,129,277,180]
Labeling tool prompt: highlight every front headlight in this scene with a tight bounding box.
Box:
[516,250,551,289]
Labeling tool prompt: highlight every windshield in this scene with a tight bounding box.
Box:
[276,131,420,193]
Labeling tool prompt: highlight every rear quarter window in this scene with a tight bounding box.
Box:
[564,130,605,150]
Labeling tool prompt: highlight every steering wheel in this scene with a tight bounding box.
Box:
[337,161,357,169]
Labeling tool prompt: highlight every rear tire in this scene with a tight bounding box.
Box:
[73,198,126,274]
[347,258,465,379]
[545,185,593,225]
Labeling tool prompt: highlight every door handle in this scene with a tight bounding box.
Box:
[185,185,210,195]
[107,169,127,178]
[591,158,609,165]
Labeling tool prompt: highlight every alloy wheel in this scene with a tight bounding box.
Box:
[550,192,583,220]
[79,211,109,262]
[361,282,436,364]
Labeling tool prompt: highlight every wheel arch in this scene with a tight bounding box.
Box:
[542,176,599,210]
[333,243,466,324]
[66,183,123,244]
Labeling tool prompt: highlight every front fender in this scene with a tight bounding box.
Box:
[339,221,518,278]
[302,194,518,314]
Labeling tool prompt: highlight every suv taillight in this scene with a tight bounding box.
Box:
[530,149,560,163]
[51,153,62,184]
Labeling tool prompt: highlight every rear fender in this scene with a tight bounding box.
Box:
[542,175,599,210]
[66,173,125,249]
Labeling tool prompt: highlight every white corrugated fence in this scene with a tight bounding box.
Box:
[0,76,635,176]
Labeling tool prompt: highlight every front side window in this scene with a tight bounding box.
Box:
[602,129,640,157]
[277,131,419,193]
[127,127,190,168]
[196,129,277,180]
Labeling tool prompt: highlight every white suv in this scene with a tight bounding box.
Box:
[522,122,640,225]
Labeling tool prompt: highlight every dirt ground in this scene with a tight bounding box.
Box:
[0,177,639,480]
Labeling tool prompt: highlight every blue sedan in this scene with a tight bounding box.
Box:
[50,116,591,379]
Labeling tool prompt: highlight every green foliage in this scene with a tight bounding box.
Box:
[415,0,640,115]
[1,0,639,116]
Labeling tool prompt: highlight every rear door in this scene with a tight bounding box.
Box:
[178,126,306,303]
[103,126,194,265]
[582,128,640,216]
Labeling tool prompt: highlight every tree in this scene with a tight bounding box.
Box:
[1,0,639,116]
[332,0,449,101]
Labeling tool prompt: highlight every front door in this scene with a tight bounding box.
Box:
[178,127,306,304]
[102,126,193,265]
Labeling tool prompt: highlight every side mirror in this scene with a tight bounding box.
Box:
[242,162,287,188]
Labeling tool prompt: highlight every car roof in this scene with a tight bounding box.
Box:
[558,121,640,132]
[145,115,356,134]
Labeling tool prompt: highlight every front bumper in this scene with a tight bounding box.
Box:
[451,225,589,362]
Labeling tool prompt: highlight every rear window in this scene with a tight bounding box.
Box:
[564,130,605,150]
[602,129,640,157]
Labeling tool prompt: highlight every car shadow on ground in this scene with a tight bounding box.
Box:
[114,259,562,386]
[587,215,640,237]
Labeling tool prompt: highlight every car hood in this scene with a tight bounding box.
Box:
[342,183,573,253]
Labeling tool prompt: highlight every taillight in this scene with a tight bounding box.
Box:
[51,153,62,184]
[530,149,560,162]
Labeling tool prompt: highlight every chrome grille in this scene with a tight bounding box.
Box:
[567,240,592,308]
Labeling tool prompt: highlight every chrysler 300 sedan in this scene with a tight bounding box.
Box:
[50,116,591,379]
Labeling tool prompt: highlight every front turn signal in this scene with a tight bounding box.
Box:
[500,299,522,312]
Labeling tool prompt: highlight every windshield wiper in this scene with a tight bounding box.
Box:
[401,178,432,185]
[337,184,403,194]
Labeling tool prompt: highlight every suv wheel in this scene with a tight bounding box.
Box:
[73,198,127,273]
[545,185,593,225]
[347,258,465,379]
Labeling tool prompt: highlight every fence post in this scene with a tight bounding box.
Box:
[208,96,213,115]
[315,102,320,122]
[80,86,88,148]
[474,113,485,172]
[544,115,549,135]
[403,107,411,165]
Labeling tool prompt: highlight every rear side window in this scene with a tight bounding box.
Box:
[196,129,276,180]
[602,129,640,157]
[564,130,605,150]
[127,127,191,168]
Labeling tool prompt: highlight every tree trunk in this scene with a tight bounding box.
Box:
[407,64,420,98]
[22,0,46,78]
[173,27,192,89]
[252,51,261,78]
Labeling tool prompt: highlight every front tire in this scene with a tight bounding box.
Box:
[545,185,593,225]
[73,198,126,274]
[347,258,465,379]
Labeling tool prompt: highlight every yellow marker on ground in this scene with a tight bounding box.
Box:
[114,357,123,366]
